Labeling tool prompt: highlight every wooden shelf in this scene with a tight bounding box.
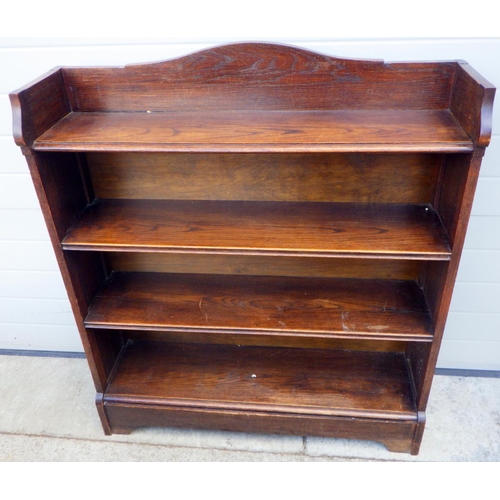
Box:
[62,199,451,260]
[33,110,473,153]
[105,340,417,420]
[85,272,433,342]
[12,42,494,453]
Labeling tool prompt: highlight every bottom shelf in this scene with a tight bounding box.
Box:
[100,340,423,452]
[106,340,416,418]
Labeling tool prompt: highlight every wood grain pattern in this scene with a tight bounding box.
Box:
[88,152,442,204]
[120,330,407,352]
[416,153,484,410]
[11,42,495,453]
[28,152,89,241]
[105,340,417,419]
[108,253,421,281]
[62,199,451,259]
[85,272,433,341]
[22,151,110,393]
[104,402,418,453]
[451,62,495,147]
[10,68,69,147]
[61,42,455,112]
[33,110,472,153]
[437,153,475,247]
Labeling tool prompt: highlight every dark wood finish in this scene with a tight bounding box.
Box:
[120,330,407,352]
[450,63,495,147]
[87,329,124,385]
[436,153,477,248]
[108,253,421,280]
[10,68,69,148]
[33,109,472,153]
[25,152,88,242]
[85,272,433,342]
[21,150,112,394]
[62,199,451,260]
[106,340,416,418]
[104,340,418,451]
[11,42,495,455]
[104,403,418,453]
[61,43,456,112]
[88,152,442,204]
[416,152,485,409]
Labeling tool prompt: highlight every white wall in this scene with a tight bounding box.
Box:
[1,38,499,368]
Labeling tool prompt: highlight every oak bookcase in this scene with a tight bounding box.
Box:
[10,43,495,454]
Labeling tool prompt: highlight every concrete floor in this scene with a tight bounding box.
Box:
[1,353,499,461]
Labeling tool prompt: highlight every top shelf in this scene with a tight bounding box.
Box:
[11,44,494,151]
[32,109,473,153]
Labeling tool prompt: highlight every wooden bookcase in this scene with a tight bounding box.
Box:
[10,43,495,454]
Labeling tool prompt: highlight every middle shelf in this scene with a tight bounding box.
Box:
[85,271,433,342]
[62,199,451,260]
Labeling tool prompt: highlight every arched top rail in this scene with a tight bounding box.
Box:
[10,42,494,149]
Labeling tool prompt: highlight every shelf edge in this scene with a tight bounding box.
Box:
[85,322,434,343]
[33,142,474,154]
[62,244,452,261]
[103,395,419,422]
